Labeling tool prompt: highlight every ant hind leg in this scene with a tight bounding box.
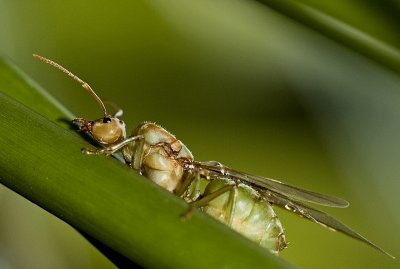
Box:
[180,184,236,220]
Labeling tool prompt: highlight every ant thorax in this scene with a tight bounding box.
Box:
[122,122,194,193]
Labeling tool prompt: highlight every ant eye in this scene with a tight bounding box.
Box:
[103,117,112,123]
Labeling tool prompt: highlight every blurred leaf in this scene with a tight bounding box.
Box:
[0,58,295,268]
[258,0,400,73]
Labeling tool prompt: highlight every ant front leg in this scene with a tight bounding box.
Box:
[83,135,144,156]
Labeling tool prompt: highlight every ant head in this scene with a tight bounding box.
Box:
[33,54,126,145]
[73,116,126,145]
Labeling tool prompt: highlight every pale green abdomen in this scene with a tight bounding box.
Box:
[202,178,286,253]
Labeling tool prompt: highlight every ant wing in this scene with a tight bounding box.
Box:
[195,161,349,208]
[266,191,394,258]
[193,162,393,257]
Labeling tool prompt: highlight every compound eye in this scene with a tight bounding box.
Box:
[103,117,112,123]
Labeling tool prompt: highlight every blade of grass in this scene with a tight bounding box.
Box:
[0,58,295,268]
[0,56,141,267]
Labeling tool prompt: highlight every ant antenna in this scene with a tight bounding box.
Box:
[33,54,108,117]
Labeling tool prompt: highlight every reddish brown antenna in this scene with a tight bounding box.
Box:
[33,54,108,117]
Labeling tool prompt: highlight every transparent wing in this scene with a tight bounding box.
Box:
[266,191,394,258]
[195,161,349,208]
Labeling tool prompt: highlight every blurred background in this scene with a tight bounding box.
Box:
[0,0,399,268]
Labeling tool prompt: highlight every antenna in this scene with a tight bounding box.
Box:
[33,54,108,117]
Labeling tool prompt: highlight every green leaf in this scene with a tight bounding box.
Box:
[0,58,296,268]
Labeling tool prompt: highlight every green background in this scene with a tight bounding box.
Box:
[0,1,399,268]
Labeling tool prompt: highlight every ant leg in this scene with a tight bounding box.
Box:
[189,174,202,201]
[83,135,143,156]
[181,184,235,220]
[175,172,203,202]
[225,185,238,226]
[131,136,145,170]
[174,172,196,198]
